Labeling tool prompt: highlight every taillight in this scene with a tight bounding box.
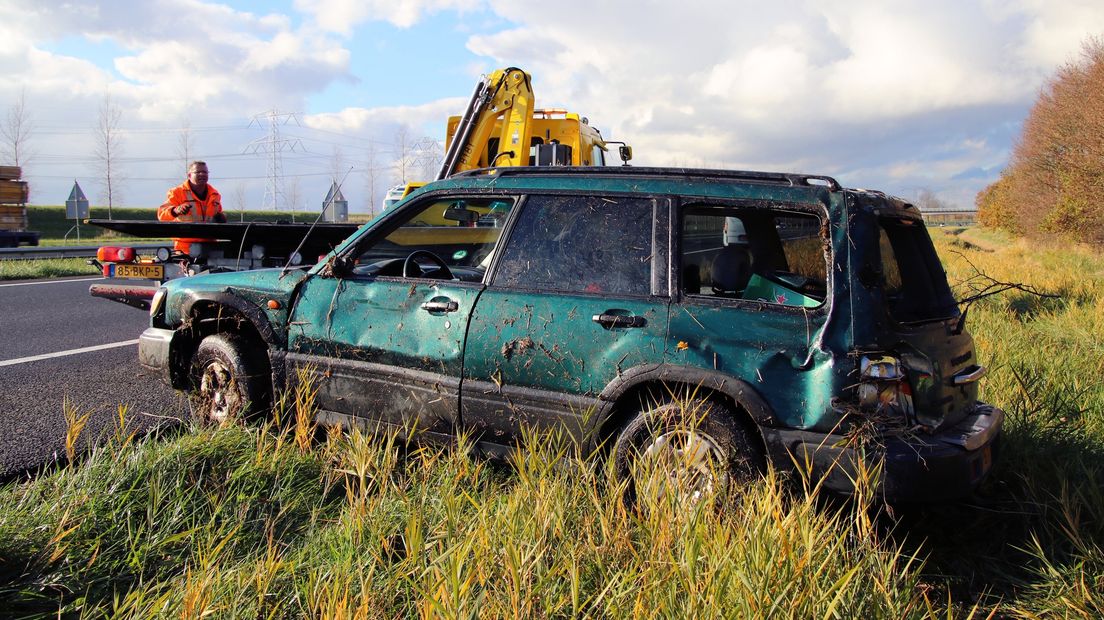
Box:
[95,246,136,262]
[858,355,914,419]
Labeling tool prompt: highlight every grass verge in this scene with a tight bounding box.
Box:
[0,227,1100,617]
[0,399,939,618]
[0,258,101,281]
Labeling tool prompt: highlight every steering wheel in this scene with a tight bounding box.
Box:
[402,250,454,280]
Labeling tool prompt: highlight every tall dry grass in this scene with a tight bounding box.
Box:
[0,226,1099,618]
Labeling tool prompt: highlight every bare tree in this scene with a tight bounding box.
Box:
[363,142,380,218]
[177,116,194,176]
[393,126,414,183]
[93,92,125,217]
[329,145,347,184]
[231,182,248,222]
[284,177,301,220]
[915,188,951,212]
[1,87,33,168]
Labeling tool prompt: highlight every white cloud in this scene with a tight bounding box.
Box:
[2,0,1103,211]
[295,0,483,32]
[459,0,1104,206]
[1014,0,1104,68]
[305,97,467,134]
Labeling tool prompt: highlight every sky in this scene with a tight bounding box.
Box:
[1,0,1103,215]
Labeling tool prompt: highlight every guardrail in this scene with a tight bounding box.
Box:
[0,243,166,261]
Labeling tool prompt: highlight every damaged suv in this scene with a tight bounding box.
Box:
[139,167,1003,502]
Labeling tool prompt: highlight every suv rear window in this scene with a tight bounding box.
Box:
[681,207,827,307]
[877,218,958,323]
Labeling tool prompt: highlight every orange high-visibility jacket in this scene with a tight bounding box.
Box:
[157,181,223,252]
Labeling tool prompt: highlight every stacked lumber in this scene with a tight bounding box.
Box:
[0,204,26,229]
[0,180,29,204]
[0,165,29,205]
[0,165,29,234]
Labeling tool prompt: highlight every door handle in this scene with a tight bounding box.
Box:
[421,299,459,313]
[953,365,987,385]
[592,313,646,329]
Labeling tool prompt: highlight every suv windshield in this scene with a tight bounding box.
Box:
[877,217,958,323]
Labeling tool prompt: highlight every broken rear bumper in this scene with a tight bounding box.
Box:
[772,402,1004,503]
[138,327,178,387]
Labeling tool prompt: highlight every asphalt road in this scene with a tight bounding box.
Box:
[0,276,184,479]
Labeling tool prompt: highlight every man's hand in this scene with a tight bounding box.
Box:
[172,204,192,217]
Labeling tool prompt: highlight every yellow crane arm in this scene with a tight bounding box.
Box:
[438,67,534,178]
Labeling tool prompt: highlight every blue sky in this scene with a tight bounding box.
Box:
[2,0,1104,213]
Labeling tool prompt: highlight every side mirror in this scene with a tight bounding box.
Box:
[328,254,353,278]
[618,145,633,164]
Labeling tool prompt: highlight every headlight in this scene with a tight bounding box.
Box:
[149,288,167,319]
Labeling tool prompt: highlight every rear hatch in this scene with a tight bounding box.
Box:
[875,217,978,429]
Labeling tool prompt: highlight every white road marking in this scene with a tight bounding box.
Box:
[0,277,104,288]
[0,339,139,368]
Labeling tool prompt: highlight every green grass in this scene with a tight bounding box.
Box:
[0,401,935,619]
[0,227,1101,617]
[0,258,100,280]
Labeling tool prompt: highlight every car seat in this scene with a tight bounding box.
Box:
[711,244,752,295]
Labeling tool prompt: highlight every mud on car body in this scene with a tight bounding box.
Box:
[139,166,1003,503]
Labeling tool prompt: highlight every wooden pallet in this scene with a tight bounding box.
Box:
[0,180,29,204]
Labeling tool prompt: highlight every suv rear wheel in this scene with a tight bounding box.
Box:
[614,397,763,507]
[188,333,270,423]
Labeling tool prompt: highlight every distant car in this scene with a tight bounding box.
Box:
[381,184,407,212]
[139,166,1003,503]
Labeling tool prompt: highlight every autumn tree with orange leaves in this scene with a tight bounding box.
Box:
[977,38,1104,244]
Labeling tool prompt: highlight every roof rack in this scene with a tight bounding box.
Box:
[449,165,841,191]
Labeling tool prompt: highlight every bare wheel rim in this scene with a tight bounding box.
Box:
[638,429,728,505]
[197,359,239,422]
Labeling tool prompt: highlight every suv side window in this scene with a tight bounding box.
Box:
[680,207,827,307]
[492,195,654,296]
[348,196,514,281]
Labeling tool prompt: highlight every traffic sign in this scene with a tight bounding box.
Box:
[66,181,89,219]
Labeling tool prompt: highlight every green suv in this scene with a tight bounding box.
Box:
[139,167,1003,502]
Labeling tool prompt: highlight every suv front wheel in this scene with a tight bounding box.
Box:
[188,333,270,423]
[613,397,764,507]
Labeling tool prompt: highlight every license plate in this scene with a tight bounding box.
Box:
[111,263,164,280]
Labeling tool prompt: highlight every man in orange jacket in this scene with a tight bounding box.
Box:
[157,160,227,253]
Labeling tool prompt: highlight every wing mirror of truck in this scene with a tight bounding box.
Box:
[606,141,633,166]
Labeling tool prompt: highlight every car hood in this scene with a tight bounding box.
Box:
[162,267,309,326]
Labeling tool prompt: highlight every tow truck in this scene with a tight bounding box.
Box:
[382,66,632,209]
[90,66,632,309]
[87,220,358,309]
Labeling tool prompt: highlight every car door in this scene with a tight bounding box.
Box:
[669,203,833,429]
[461,193,670,447]
[286,195,516,436]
